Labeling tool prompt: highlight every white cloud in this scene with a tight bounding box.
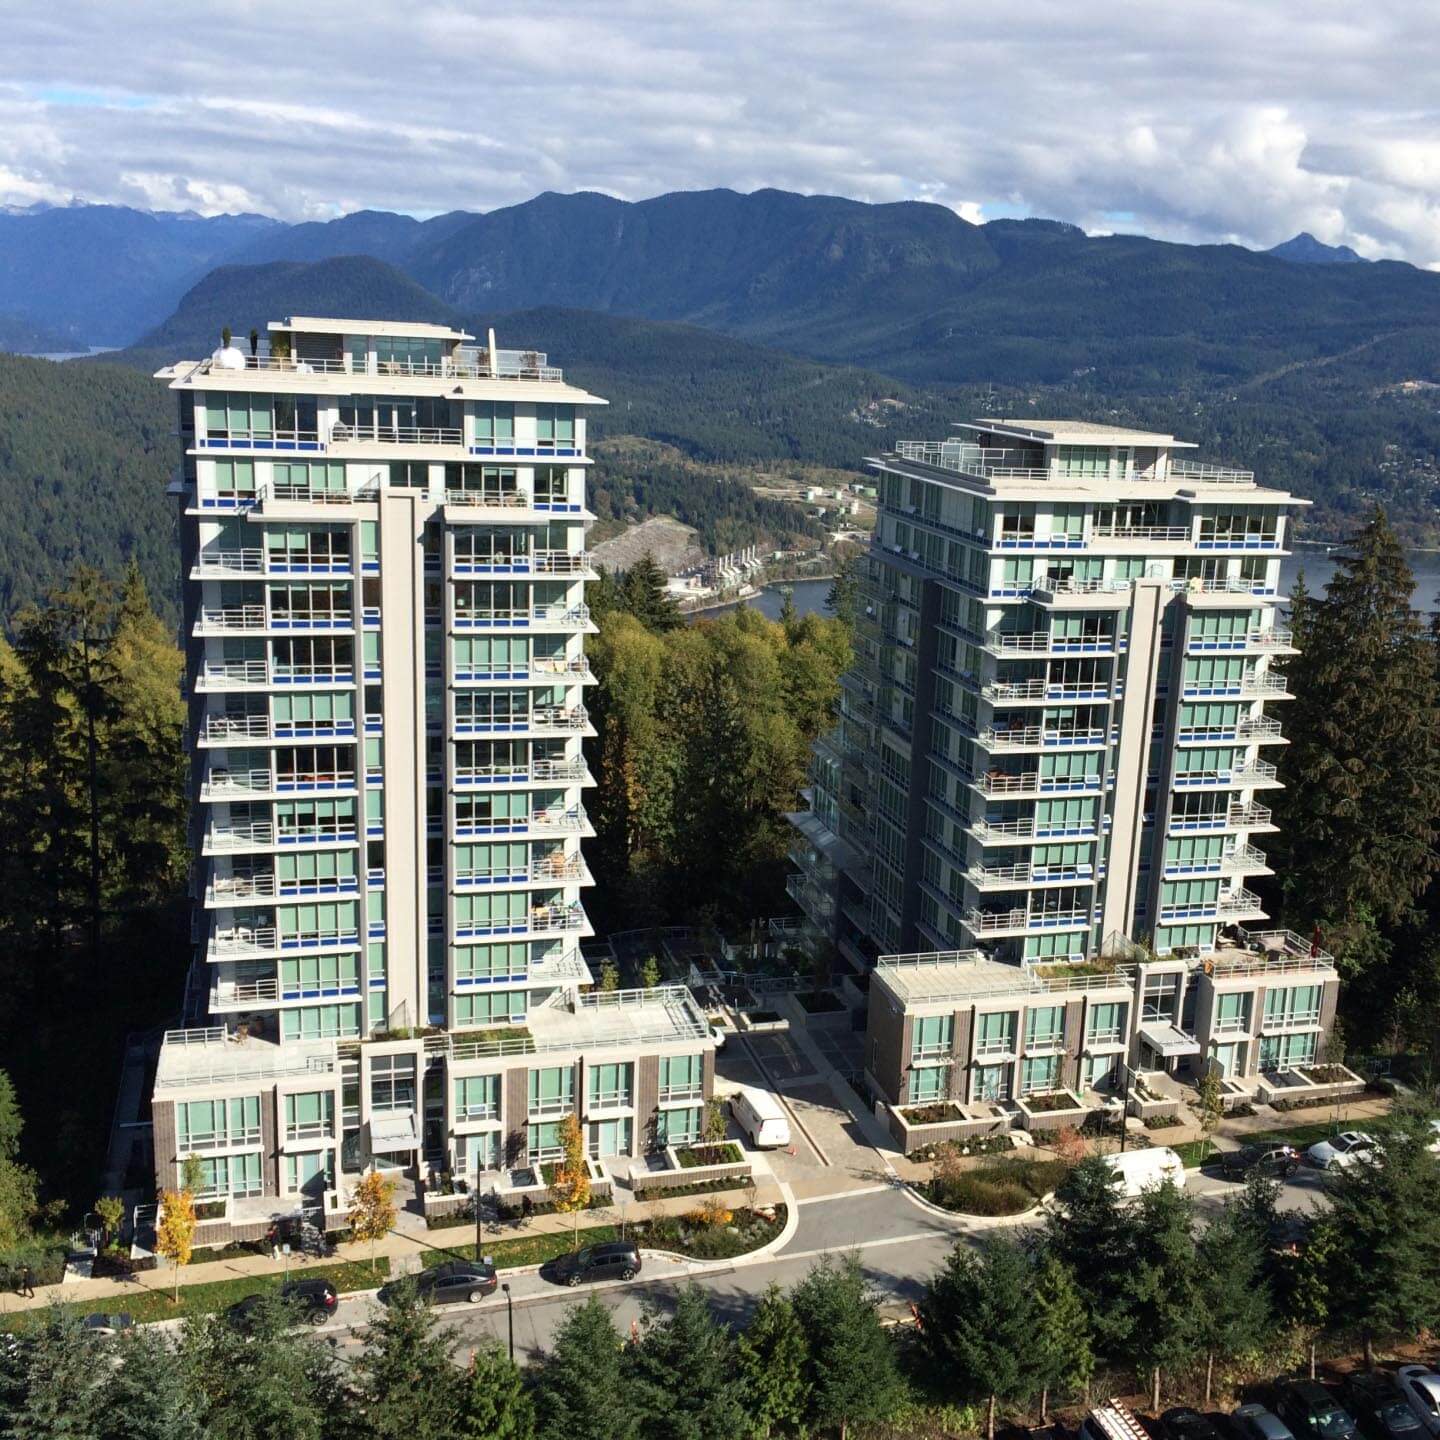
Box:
[0,0,1438,261]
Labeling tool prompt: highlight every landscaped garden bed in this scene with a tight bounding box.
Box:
[1016,1088,1094,1132]
[900,1102,967,1126]
[918,1156,1072,1217]
[907,1132,1019,1164]
[676,1142,743,1168]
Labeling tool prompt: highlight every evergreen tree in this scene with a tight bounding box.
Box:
[1,1310,105,1439]
[455,1341,535,1440]
[1276,508,1440,949]
[176,1305,347,1440]
[352,1281,463,1438]
[0,1071,21,1160]
[1281,1213,1342,1379]
[1031,1251,1094,1418]
[632,1284,747,1440]
[1044,1157,1138,1359]
[825,553,861,630]
[735,1283,810,1439]
[532,1295,638,1440]
[1322,1117,1440,1364]
[622,552,682,632]
[1193,1203,1274,1402]
[100,1328,207,1440]
[918,1238,1038,1439]
[1129,1181,1200,1410]
[790,1254,904,1440]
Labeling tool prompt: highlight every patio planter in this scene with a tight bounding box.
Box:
[1257,1063,1366,1107]
[736,1008,789,1034]
[1015,1088,1093,1133]
[1125,1082,1183,1123]
[778,989,850,1032]
[887,1101,1012,1151]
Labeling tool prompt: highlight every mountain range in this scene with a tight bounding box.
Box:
[7,190,1440,390]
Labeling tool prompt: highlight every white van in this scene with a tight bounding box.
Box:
[729,1086,791,1149]
[1100,1146,1186,1200]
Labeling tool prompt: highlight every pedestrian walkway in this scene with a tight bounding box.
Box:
[0,1178,785,1317]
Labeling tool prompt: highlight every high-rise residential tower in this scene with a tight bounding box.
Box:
[790,421,1342,1108]
[152,320,715,1221]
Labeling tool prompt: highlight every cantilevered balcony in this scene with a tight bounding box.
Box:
[968,770,1104,800]
[453,853,591,888]
[984,630,1118,658]
[966,860,1096,890]
[1181,669,1292,701]
[1172,758,1279,790]
[981,677,1114,705]
[963,905,1093,937]
[1161,843,1270,879]
[451,605,592,632]
[975,723,1109,753]
[1167,802,1275,835]
[451,757,593,787]
[1176,714,1284,745]
[965,815,1104,845]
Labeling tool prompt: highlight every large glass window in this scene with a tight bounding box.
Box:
[1215,991,1252,1034]
[177,1096,261,1151]
[658,1053,704,1102]
[280,1003,361,1040]
[454,990,527,1026]
[975,1011,1017,1056]
[284,1150,333,1195]
[473,403,515,446]
[911,1014,953,1060]
[587,1062,634,1109]
[284,1091,335,1141]
[454,1075,501,1121]
[189,1152,263,1199]
[534,405,576,448]
[655,1106,701,1146]
[528,1121,564,1162]
[1263,985,1321,1028]
[1025,1005,1065,1049]
[1259,1031,1317,1071]
[1020,1055,1061,1096]
[370,1054,416,1113]
[909,1066,945,1102]
[528,1065,575,1117]
[1085,1001,1126,1046]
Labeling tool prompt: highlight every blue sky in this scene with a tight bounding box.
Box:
[3,0,1439,264]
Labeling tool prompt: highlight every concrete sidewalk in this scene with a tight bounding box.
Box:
[0,1179,785,1317]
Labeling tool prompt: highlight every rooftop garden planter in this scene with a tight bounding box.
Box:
[900,1102,968,1126]
[676,1142,743,1168]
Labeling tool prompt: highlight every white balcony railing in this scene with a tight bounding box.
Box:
[330,423,463,446]
[1091,525,1190,542]
[202,714,271,741]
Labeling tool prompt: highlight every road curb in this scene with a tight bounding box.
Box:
[896,1180,1049,1229]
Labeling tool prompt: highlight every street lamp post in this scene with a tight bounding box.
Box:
[501,1282,514,1361]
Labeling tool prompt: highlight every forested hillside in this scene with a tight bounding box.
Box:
[0,355,177,622]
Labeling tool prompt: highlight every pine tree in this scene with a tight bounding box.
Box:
[1193,1204,1274,1402]
[1281,1213,1341,1379]
[1322,1116,1440,1365]
[1031,1252,1094,1418]
[631,1284,747,1440]
[455,1341,535,1439]
[532,1295,638,1440]
[919,1238,1039,1439]
[622,552,682,632]
[1276,508,1440,948]
[825,553,861,629]
[1129,1181,1200,1410]
[790,1254,904,1440]
[100,1327,207,1440]
[735,1282,810,1438]
[1044,1157,1138,1360]
[1,1310,106,1438]
[352,1282,463,1438]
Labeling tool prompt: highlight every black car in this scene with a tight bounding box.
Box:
[544,1241,642,1288]
[226,1277,340,1329]
[1162,1407,1228,1440]
[1343,1372,1425,1440]
[1219,1144,1301,1181]
[1275,1379,1360,1440]
[412,1261,498,1306]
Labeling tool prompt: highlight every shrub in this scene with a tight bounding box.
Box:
[930,1174,1031,1216]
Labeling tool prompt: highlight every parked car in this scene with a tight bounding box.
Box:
[1343,1370,1425,1440]
[1101,1146,1187,1198]
[1234,1404,1299,1440]
[1218,1143,1301,1181]
[81,1313,134,1337]
[411,1260,498,1306]
[1396,1367,1440,1436]
[226,1277,340,1329]
[1305,1132,1378,1171]
[729,1087,790,1149]
[1161,1406,1228,1440]
[542,1241,642,1287]
[1274,1377,1360,1440]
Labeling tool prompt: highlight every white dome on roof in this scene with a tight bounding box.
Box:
[212,345,247,370]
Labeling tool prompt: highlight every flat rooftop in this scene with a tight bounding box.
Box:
[271,315,474,341]
[155,1028,338,1090]
[966,419,1193,447]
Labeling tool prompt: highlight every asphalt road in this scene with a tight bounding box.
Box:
[319,1163,1331,1364]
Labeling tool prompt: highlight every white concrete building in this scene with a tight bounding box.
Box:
[152,319,715,1224]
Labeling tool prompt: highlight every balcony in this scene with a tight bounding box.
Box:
[1176,714,1284,745]
[330,423,463,447]
[967,861,1094,889]
[1218,888,1266,917]
[964,906,1091,935]
[194,605,267,635]
[453,854,589,887]
[192,548,266,577]
[451,758,591,787]
[969,770,1103,799]
[967,816,1102,844]
[203,822,276,853]
[1181,671,1292,700]
[1169,461,1256,485]
[976,724,1108,752]
[982,678,1113,704]
[452,605,592,632]
[1172,758,1279,790]
[1090,524,1190,542]
[199,713,271,744]
[155,1027,340,1089]
[444,489,532,512]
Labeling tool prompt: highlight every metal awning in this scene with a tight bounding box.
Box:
[1138,1023,1201,1058]
[368,1112,419,1155]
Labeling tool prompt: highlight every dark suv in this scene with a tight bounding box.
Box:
[1219,1144,1301,1181]
[1275,1379,1361,1440]
[226,1277,339,1329]
[544,1241,642,1287]
[1343,1372,1424,1440]
[412,1260,498,1306]
[1161,1407,1227,1440]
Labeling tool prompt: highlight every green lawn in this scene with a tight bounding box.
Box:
[422,1223,622,1270]
[1170,1140,1212,1169]
[1253,1119,1351,1149]
[0,1257,391,1330]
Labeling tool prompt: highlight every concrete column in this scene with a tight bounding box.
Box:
[377,490,430,1028]
[1101,579,1168,941]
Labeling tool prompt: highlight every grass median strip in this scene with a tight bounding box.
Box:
[423,1224,622,1270]
[1,1258,392,1330]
